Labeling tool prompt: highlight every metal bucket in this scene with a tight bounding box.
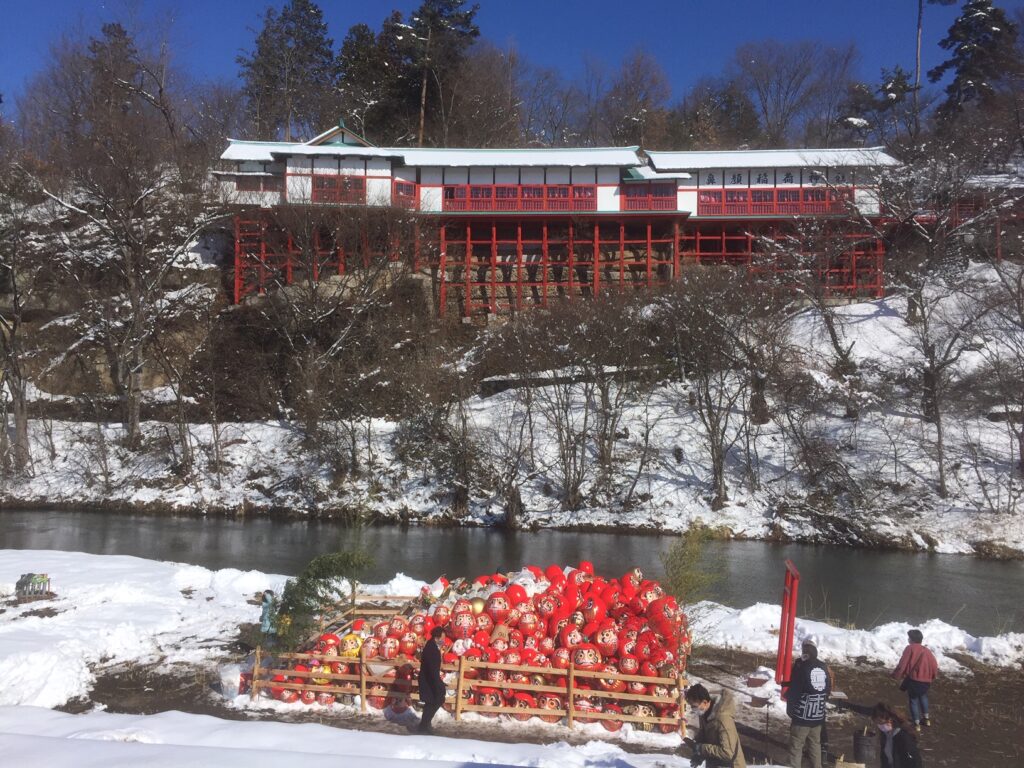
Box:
[853,731,878,763]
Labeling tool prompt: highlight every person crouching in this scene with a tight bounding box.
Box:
[682,683,747,767]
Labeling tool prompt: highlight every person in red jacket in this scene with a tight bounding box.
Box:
[891,629,938,732]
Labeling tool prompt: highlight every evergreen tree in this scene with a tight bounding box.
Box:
[404,0,480,146]
[238,0,339,141]
[336,17,410,144]
[928,0,1021,115]
[274,548,375,647]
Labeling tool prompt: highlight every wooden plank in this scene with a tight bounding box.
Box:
[462,679,567,695]
[462,704,566,718]
[571,667,678,685]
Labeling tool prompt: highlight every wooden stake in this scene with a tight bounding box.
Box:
[454,656,466,722]
[567,663,575,729]
[359,647,367,713]
[677,670,687,737]
[251,646,262,702]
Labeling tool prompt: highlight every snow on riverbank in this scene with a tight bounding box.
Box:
[690,601,1024,670]
[1,550,1021,713]
[0,550,286,707]
[3,549,1024,766]
[3,278,1024,557]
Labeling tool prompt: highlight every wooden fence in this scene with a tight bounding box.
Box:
[251,647,686,733]
[250,594,687,733]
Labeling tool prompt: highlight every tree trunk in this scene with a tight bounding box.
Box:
[12,382,31,472]
[711,445,728,510]
[921,365,938,424]
[913,0,923,136]
[126,346,143,450]
[935,406,948,498]
[749,370,771,425]
[417,28,432,147]
[1017,425,1024,477]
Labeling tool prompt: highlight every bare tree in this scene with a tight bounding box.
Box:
[730,40,822,146]
[17,24,221,449]
[653,267,787,508]
[903,272,992,497]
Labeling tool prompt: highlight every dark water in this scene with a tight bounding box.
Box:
[1,509,1021,635]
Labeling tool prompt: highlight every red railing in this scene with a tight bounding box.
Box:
[442,184,597,212]
[393,180,418,210]
[621,183,677,211]
[311,175,367,205]
[698,187,854,217]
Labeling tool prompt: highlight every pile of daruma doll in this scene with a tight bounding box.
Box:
[268,562,690,732]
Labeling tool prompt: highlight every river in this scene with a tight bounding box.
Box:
[1,509,1021,635]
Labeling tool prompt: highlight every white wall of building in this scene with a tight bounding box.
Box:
[366,178,392,206]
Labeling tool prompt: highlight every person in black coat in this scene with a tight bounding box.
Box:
[872,702,923,768]
[416,626,446,733]
[786,639,832,768]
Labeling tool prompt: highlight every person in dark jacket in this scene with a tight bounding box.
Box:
[786,639,831,768]
[892,629,939,732]
[682,683,747,767]
[416,626,446,733]
[872,702,923,768]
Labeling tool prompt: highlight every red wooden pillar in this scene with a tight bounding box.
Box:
[567,218,575,300]
[646,220,653,287]
[233,215,242,304]
[490,220,498,313]
[464,222,472,317]
[592,222,600,295]
[438,224,448,317]
[618,220,625,288]
[516,220,524,311]
[672,219,680,280]
[776,560,801,695]
[413,221,421,272]
[258,218,267,295]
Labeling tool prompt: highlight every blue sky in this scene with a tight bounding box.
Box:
[2,0,1023,112]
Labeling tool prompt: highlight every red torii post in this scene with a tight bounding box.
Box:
[776,559,801,694]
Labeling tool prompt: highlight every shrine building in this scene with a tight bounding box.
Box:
[218,123,900,316]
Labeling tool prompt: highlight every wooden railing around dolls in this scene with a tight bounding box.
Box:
[250,645,686,734]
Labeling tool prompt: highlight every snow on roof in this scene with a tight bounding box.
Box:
[393,147,642,167]
[647,147,900,170]
[624,165,692,181]
[222,141,641,167]
[221,140,403,162]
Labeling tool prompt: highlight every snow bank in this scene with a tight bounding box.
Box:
[691,601,1024,669]
[0,706,707,768]
[2,549,1021,715]
[0,550,286,708]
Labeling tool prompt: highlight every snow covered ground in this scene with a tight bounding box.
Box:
[1,549,1021,765]
[0,706,711,768]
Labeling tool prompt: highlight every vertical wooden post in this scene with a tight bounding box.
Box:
[672,219,680,280]
[677,670,687,737]
[438,224,448,317]
[454,655,467,721]
[359,647,368,713]
[250,646,262,702]
[464,222,472,317]
[566,663,575,729]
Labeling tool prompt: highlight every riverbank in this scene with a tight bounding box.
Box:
[2,412,1022,560]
